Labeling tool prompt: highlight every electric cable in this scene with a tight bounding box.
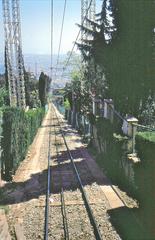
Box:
[60,0,93,80]
[54,0,67,82]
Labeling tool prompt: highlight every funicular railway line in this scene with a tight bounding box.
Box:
[1,0,153,239]
[42,103,122,240]
[5,103,123,240]
[44,104,102,240]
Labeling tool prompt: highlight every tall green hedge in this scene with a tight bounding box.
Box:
[1,107,45,180]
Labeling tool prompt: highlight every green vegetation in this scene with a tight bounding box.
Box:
[93,0,155,116]
[1,107,45,180]
[63,99,70,110]
[39,72,51,107]
[24,70,41,108]
[0,205,9,214]
[136,131,155,143]
[0,56,51,181]
[63,3,155,239]
[0,88,9,107]
[65,0,155,125]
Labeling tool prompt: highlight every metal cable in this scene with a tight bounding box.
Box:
[109,103,155,131]
[44,1,53,239]
[50,0,53,83]
[44,110,52,240]
[54,112,70,240]
[132,123,155,132]
[54,0,67,82]
[60,0,94,80]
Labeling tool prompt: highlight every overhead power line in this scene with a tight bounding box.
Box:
[50,0,53,82]
[60,0,94,80]
[54,0,67,82]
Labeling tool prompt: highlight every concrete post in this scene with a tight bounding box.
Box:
[104,99,114,123]
[92,97,96,115]
[122,116,138,154]
[122,116,138,137]
[131,122,138,154]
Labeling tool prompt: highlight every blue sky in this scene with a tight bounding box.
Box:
[0,0,102,55]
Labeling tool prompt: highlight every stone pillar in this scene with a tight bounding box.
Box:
[92,97,96,115]
[122,116,138,137]
[122,116,138,154]
[99,100,104,117]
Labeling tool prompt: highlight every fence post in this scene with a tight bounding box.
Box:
[131,122,138,154]
[92,96,96,115]
[122,116,138,154]
[104,99,114,123]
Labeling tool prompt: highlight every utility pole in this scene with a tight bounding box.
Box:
[12,0,26,108]
[81,0,88,44]
[88,0,95,23]
[81,0,96,44]
[2,0,26,108]
[81,0,96,114]
[2,0,17,106]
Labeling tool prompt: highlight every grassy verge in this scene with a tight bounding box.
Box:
[136,131,155,143]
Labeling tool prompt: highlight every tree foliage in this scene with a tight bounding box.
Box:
[38,72,50,107]
[93,0,155,116]
[1,107,45,180]
[0,88,9,107]
[24,70,41,108]
[75,0,155,121]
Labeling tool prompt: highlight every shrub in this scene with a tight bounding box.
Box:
[1,107,45,180]
[136,131,155,143]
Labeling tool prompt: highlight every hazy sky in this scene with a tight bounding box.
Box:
[0,0,102,55]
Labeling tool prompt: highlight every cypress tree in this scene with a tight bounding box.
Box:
[39,72,47,107]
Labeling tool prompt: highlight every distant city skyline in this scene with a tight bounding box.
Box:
[0,0,102,55]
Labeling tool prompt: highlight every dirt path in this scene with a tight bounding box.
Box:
[13,107,52,183]
[0,104,127,239]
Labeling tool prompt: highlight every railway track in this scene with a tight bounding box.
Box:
[53,112,69,240]
[43,104,103,240]
[54,105,103,239]
[21,103,121,240]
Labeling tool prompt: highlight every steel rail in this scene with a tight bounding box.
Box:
[52,105,103,240]
[53,116,70,240]
[44,111,52,240]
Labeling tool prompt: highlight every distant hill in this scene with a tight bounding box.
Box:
[24,54,71,87]
[0,53,75,88]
